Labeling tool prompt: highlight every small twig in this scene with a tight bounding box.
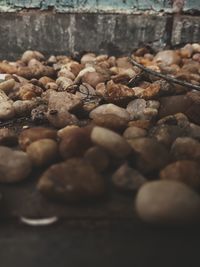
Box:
[0,116,32,128]
[130,58,200,91]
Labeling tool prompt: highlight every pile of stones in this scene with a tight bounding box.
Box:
[1,44,200,224]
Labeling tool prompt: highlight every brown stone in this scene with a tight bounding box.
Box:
[154,50,181,66]
[128,138,169,174]
[160,160,200,189]
[149,125,186,147]
[123,126,147,140]
[112,163,146,191]
[19,127,57,150]
[92,114,128,131]
[0,128,17,146]
[37,158,105,203]
[84,146,110,172]
[26,139,59,167]
[59,127,92,159]
[171,137,200,161]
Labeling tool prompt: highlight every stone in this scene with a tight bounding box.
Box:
[0,79,15,93]
[158,95,192,119]
[112,163,146,192]
[171,137,200,161]
[56,77,73,91]
[158,91,200,124]
[37,158,105,203]
[180,44,194,58]
[84,146,110,172]
[74,66,96,83]
[26,139,58,167]
[188,123,200,140]
[59,127,92,159]
[160,160,200,189]
[0,128,17,146]
[46,109,78,129]
[18,83,43,100]
[128,138,169,174]
[21,50,45,63]
[0,90,15,120]
[135,180,200,224]
[154,50,181,66]
[157,113,189,128]
[13,99,41,117]
[0,146,32,183]
[57,125,79,139]
[127,99,159,121]
[82,71,107,88]
[149,124,186,147]
[45,90,82,113]
[105,80,135,102]
[128,120,151,130]
[91,114,128,131]
[184,91,200,125]
[123,126,147,140]
[116,57,133,69]
[81,53,96,65]
[133,82,161,100]
[91,126,132,159]
[31,104,48,123]
[19,127,57,150]
[90,104,130,121]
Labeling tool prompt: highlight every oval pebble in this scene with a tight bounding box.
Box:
[135,180,200,224]
[19,127,57,151]
[91,126,132,158]
[26,139,58,167]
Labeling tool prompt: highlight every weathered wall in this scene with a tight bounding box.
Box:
[0,0,199,12]
[0,12,169,59]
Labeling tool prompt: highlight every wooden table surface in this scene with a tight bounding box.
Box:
[0,173,200,267]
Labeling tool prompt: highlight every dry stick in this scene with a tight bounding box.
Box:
[130,58,200,91]
[0,116,32,128]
